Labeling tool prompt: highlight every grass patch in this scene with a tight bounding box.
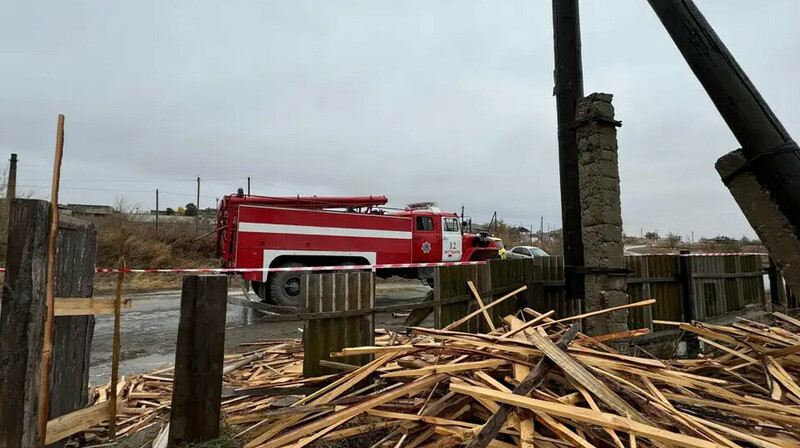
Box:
[180,437,239,448]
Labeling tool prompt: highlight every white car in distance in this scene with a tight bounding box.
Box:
[506,246,550,259]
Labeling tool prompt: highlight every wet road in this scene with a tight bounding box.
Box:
[89,284,431,384]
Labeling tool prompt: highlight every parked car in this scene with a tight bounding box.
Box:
[507,246,549,259]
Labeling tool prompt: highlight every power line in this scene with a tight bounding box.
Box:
[16,184,218,199]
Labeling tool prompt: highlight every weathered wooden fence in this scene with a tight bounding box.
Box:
[433,254,766,332]
[299,254,767,376]
[433,258,555,332]
[430,253,766,332]
[302,271,374,377]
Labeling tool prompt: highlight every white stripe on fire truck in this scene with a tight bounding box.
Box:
[238,222,412,240]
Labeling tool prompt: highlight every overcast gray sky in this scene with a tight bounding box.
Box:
[2,0,798,239]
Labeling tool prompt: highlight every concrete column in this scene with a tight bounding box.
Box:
[717,150,800,300]
[575,93,628,336]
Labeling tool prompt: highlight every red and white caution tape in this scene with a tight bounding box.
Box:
[627,252,767,257]
[0,254,770,274]
[92,260,486,274]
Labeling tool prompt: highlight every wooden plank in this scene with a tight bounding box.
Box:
[773,312,800,328]
[38,113,65,448]
[243,353,398,447]
[45,401,112,445]
[690,416,785,448]
[697,337,758,364]
[49,215,99,448]
[569,380,624,448]
[535,299,655,328]
[468,281,496,332]
[442,286,527,331]
[381,359,508,378]
[534,412,596,448]
[499,311,555,339]
[509,319,534,448]
[450,384,717,448]
[332,345,415,357]
[764,356,800,400]
[465,326,579,448]
[572,329,650,345]
[261,374,446,448]
[0,200,51,448]
[661,393,800,426]
[53,298,131,316]
[168,275,228,447]
[525,329,648,424]
[109,251,125,439]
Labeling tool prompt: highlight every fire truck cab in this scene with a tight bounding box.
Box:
[216,194,499,305]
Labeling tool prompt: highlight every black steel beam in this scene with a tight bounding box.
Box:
[552,0,585,311]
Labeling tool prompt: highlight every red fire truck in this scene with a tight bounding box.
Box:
[216,193,500,305]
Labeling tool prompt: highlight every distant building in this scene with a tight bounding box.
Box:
[62,203,115,217]
[129,213,197,224]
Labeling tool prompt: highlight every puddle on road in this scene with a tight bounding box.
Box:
[89,285,431,384]
[90,290,262,383]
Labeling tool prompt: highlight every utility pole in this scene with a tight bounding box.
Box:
[247,177,251,195]
[8,153,17,199]
[553,0,585,313]
[196,176,200,233]
[540,216,544,243]
[155,189,159,235]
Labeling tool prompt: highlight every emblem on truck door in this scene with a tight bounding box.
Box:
[422,241,431,253]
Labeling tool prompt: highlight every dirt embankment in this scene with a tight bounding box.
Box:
[90,215,218,293]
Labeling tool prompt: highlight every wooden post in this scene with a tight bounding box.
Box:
[155,189,159,235]
[302,272,374,377]
[678,250,696,321]
[0,200,51,448]
[678,250,699,356]
[168,275,228,447]
[782,276,797,309]
[195,176,200,234]
[0,201,97,448]
[37,114,65,447]
[49,215,98,448]
[108,244,125,438]
[8,153,18,199]
[553,0,586,315]
[768,258,783,309]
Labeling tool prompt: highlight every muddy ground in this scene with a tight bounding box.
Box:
[90,283,432,384]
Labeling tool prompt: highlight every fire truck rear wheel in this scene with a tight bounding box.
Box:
[268,262,305,306]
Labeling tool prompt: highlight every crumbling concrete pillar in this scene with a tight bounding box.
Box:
[717,151,800,301]
[575,93,628,336]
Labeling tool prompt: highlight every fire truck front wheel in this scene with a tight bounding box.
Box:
[268,262,305,306]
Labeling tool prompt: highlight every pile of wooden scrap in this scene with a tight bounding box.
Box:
[83,310,800,448]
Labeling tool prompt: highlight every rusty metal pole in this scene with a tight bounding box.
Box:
[553,0,585,314]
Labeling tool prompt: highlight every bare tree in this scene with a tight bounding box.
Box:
[666,232,682,249]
